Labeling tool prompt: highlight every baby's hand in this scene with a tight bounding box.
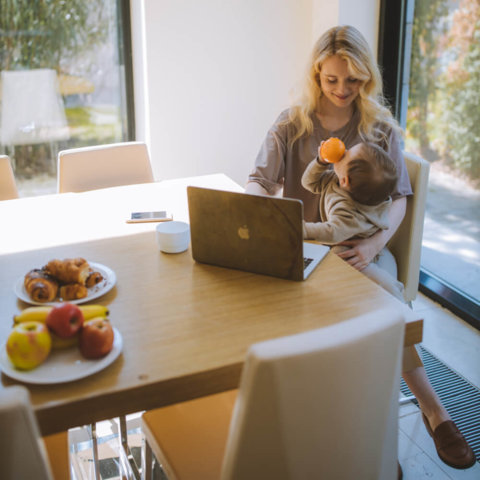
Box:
[317,142,328,164]
[318,142,324,158]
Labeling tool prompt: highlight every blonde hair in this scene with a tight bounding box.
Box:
[286,25,402,147]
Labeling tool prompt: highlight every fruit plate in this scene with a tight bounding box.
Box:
[14,262,116,306]
[0,328,122,384]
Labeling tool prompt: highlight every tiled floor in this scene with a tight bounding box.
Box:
[399,293,480,479]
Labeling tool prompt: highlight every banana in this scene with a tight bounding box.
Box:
[51,332,79,350]
[80,305,110,320]
[13,304,109,325]
[13,306,53,324]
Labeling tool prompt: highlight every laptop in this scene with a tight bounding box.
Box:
[187,186,329,281]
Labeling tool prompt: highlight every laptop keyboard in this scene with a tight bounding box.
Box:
[303,257,314,270]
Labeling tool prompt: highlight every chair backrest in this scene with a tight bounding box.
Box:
[0,155,19,200]
[0,385,54,480]
[57,141,154,193]
[221,308,405,480]
[388,152,430,303]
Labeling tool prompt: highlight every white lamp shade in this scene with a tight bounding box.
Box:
[0,69,70,145]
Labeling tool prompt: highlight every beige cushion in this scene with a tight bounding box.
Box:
[0,155,19,200]
[43,431,70,480]
[142,390,237,480]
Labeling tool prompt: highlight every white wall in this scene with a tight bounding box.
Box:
[133,0,380,186]
[312,0,380,56]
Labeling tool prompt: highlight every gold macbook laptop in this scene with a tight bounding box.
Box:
[187,186,329,281]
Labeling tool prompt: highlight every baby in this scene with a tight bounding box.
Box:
[301,141,398,244]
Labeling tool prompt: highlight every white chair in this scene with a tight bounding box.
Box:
[0,155,19,200]
[388,152,430,304]
[0,69,69,146]
[0,385,70,480]
[142,308,405,480]
[57,141,154,193]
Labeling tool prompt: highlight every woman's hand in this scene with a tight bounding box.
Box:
[335,237,379,271]
[335,197,407,271]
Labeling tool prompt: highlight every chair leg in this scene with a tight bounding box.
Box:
[142,437,153,480]
[88,423,101,480]
[119,414,141,480]
[399,394,417,405]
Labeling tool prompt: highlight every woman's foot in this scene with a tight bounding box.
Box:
[422,408,451,431]
[422,413,476,469]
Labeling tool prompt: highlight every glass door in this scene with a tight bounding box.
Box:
[379,0,480,325]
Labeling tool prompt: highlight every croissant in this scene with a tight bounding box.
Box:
[24,269,59,303]
[85,270,104,288]
[44,258,90,285]
[59,283,88,301]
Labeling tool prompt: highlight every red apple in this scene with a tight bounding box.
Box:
[46,303,84,338]
[79,317,114,359]
[6,321,52,370]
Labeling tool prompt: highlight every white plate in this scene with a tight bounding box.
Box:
[0,328,122,384]
[14,262,116,306]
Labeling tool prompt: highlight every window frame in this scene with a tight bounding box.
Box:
[119,0,136,141]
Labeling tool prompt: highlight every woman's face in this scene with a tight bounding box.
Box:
[319,55,361,109]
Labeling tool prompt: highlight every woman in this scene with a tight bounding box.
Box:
[246,25,474,470]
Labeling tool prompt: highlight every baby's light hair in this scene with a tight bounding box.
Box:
[346,142,398,205]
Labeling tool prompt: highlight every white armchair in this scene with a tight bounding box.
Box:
[388,152,430,304]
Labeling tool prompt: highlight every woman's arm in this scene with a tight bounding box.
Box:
[245,181,270,195]
[335,196,407,271]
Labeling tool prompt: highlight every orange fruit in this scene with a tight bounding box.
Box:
[320,137,346,163]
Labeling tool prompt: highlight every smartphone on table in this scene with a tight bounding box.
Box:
[126,211,173,223]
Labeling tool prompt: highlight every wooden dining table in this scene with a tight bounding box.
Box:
[0,174,423,436]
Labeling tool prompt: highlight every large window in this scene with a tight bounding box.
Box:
[379,0,480,327]
[0,0,134,197]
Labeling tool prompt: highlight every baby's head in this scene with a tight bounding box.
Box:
[334,142,397,205]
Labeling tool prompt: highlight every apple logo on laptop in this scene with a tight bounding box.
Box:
[237,225,250,240]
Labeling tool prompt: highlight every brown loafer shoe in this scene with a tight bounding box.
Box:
[398,461,403,480]
[422,413,476,469]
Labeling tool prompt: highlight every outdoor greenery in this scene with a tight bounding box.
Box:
[0,0,108,71]
[407,0,480,184]
[0,0,122,182]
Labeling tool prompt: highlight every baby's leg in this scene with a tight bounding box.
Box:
[362,249,405,302]
[332,245,420,371]
[362,251,422,372]
[331,245,405,301]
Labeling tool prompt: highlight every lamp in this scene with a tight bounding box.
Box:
[0,69,70,146]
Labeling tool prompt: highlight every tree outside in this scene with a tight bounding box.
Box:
[406,0,480,302]
[0,0,127,191]
[407,0,480,187]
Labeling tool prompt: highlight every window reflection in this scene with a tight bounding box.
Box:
[0,0,130,197]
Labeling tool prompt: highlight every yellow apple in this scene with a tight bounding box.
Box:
[6,321,52,370]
